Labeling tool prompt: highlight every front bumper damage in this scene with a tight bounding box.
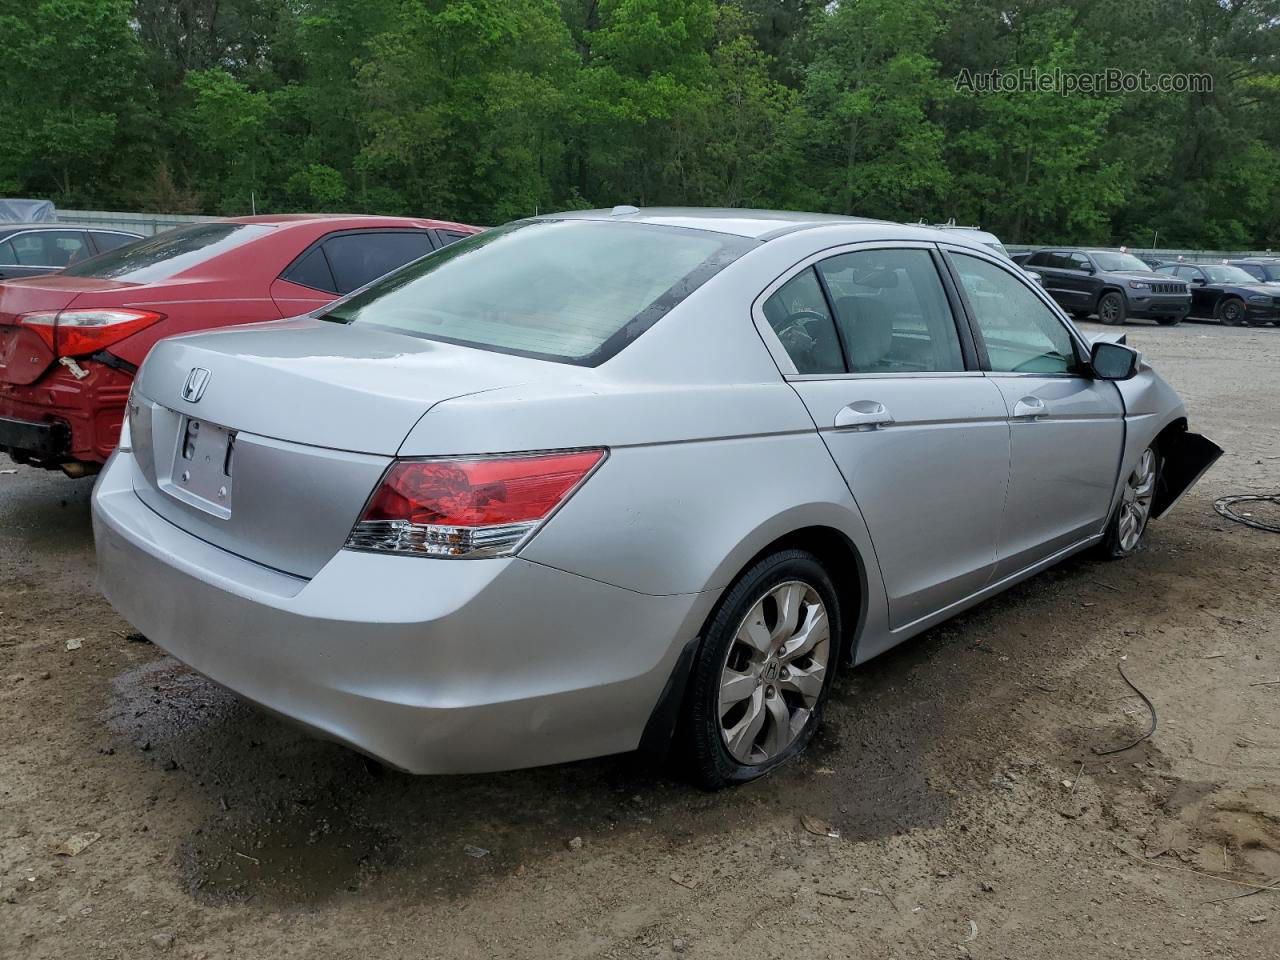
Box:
[1152,430,1223,518]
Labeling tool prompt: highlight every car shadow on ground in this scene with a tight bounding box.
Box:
[99,546,1131,909]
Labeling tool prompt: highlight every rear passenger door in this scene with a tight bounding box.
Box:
[757,242,1011,631]
[1059,252,1099,312]
[270,229,438,317]
[944,247,1123,576]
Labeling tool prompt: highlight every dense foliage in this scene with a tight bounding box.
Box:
[2,0,1278,246]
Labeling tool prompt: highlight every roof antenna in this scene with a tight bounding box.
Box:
[611,204,640,217]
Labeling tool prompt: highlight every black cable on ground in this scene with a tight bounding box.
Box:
[1093,662,1158,756]
[1214,494,1280,533]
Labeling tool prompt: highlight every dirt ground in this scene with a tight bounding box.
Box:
[1,319,1278,960]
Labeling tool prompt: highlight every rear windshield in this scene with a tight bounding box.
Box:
[320,219,754,365]
[60,222,271,283]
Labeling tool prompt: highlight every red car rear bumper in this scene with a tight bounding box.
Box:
[0,360,133,467]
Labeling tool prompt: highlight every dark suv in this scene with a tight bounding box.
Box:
[1019,248,1191,325]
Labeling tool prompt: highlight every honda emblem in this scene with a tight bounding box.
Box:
[182,367,211,403]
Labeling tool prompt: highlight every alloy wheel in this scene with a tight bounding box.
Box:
[1099,294,1121,324]
[717,580,830,764]
[1118,447,1157,552]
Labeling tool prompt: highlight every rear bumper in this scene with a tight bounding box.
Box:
[92,449,716,774]
[0,360,132,464]
[0,414,69,460]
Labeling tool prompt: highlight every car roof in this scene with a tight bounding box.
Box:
[537,206,889,240]
[223,213,479,231]
[0,222,138,233]
[926,225,1003,244]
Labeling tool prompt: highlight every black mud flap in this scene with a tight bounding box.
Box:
[637,635,701,760]
[1152,430,1223,519]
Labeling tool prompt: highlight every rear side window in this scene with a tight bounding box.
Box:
[90,231,137,254]
[281,246,337,293]
[761,268,844,375]
[817,249,964,373]
[0,239,16,265]
[323,220,753,365]
[60,222,271,282]
[952,253,1078,374]
[436,229,474,246]
[322,231,435,294]
[9,230,89,267]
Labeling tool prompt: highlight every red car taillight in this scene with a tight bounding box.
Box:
[346,449,607,558]
[17,309,164,358]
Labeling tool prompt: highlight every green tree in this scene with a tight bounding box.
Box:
[0,0,151,203]
[799,0,952,218]
[181,68,271,213]
[355,0,577,222]
[943,11,1125,243]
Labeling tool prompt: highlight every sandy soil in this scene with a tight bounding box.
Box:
[2,319,1278,959]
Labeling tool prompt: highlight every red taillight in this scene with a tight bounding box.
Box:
[347,449,606,558]
[17,309,163,358]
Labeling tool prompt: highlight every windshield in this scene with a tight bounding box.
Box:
[321,219,755,365]
[981,240,1011,259]
[60,222,271,283]
[1091,252,1150,272]
[1203,265,1257,284]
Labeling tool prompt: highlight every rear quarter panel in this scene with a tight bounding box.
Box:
[405,239,896,656]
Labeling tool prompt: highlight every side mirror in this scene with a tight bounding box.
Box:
[1191,277,1207,285]
[1091,341,1140,381]
[1083,263,1096,274]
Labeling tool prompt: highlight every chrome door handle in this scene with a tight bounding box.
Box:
[1012,396,1047,420]
[834,400,894,431]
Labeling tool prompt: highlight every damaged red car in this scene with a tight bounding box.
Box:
[0,214,479,474]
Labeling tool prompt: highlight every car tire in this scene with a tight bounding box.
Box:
[1155,316,1182,326]
[1217,297,1246,326]
[683,549,841,789]
[1100,445,1162,559]
[1097,291,1127,325]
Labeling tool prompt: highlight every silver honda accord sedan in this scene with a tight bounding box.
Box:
[92,208,1220,787]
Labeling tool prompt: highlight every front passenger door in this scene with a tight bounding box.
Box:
[946,249,1124,577]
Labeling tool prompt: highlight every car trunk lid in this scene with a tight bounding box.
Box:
[128,318,556,577]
